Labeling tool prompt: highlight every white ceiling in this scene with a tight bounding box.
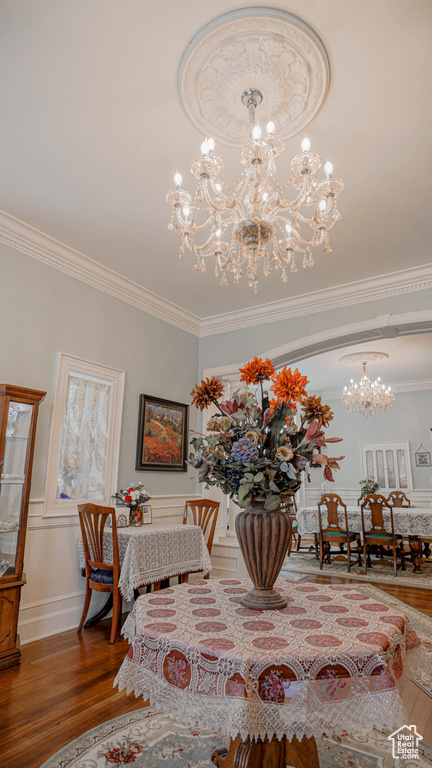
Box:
[1,1,432,319]
[296,335,432,394]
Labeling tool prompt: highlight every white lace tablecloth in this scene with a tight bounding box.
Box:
[114,578,421,741]
[77,523,212,601]
[296,506,432,537]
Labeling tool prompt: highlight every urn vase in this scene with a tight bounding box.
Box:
[235,498,292,610]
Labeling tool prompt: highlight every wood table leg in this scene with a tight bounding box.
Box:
[84,595,113,627]
[409,536,423,573]
[211,733,319,768]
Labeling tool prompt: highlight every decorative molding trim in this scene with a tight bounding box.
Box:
[1,208,432,338]
[318,378,432,401]
[0,209,201,337]
[179,7,329,147]
[204,310,432,379]
[200,265,432,336]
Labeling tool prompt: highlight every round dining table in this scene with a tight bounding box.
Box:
[115,577,421,767]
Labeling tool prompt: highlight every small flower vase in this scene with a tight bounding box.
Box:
[129,505,143,526]
[235,498,292,611]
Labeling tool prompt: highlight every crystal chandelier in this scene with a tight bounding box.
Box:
[341,361,394,418]
[166,89,343,292]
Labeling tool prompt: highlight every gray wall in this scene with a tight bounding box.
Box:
[308,390,432,491]
[1,242,199,498]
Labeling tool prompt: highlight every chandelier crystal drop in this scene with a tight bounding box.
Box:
[341,362,394,418]
[166,89,343,292]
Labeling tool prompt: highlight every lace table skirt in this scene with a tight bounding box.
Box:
[77,523,212,600]
[297,506,432,537]
[114,578,422,741]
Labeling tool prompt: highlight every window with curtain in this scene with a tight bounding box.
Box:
[45,354,125,515]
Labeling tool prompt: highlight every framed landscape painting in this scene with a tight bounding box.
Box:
[136,394,189,472]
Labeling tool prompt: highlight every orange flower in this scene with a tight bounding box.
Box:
[302,395,334,427]
[270,367,309,404]
[190,377,224,411]
[239,356,276,385]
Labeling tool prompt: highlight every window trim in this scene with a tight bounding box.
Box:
[360,441,413,493]
[44,353,125,517]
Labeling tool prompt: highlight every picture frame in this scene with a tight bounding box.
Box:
[141,504,152,524]
[415,451,431,467]
[136,394,189,472]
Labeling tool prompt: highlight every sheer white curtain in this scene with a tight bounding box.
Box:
[57,373,111,500]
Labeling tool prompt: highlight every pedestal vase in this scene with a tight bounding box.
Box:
[235,498,292,610]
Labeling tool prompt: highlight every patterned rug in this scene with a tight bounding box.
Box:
[283,551,432,589]
[38,706,432,768]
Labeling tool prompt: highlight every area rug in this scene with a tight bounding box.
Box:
[283,551,432,590]
[39,706,432,768]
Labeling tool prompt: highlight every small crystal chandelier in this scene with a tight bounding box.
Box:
[341,361,394,418]
[166,89,343,292]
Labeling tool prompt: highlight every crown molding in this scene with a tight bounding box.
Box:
[200,264,432,336]
[317,378,432,401]
[1,207,432,340]
[0,209,201,337]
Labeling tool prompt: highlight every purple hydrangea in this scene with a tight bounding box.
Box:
[231,438,259,463]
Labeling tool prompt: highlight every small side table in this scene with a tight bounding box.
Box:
[115,578,421,768]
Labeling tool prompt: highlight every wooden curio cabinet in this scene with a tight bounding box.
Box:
[0,385,46,669]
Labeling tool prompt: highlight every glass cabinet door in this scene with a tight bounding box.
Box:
[0,401,33,577]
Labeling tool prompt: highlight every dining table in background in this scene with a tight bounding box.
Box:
[77,521,212,606]
[296,505,432,572]
[115,577,422,768]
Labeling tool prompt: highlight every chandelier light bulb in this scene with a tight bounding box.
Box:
[301,136,311,152]
[215,182,222,192]
[318,200,327,212]
[201,138,210,155]
[207,137,215,152]
[252,124,262,141]
[285,223,292,234]
[266,121,276,135]
[182,205,190,218]
[174,171,183,187]
[215,228,222,238]
[324,160,334,178]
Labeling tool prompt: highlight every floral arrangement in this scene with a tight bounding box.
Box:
[112,483,151,508]
[189,357,344,511]
[359,478,380,496]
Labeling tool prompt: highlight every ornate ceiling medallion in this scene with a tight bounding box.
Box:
[178,7,330,147]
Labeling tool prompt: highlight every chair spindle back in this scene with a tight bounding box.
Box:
[78,503,120,581]
[183,499,220,555]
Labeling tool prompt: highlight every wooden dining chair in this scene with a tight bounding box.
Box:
[281,496,301,555]
[181,499,220,582]
[387,490,411,508]
[360,494,401,577]
[317,493,358,571]
[77,503,122,643]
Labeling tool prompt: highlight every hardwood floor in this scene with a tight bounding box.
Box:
[1,574,431,768]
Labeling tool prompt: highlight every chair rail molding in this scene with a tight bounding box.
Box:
[0,208,431,337]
